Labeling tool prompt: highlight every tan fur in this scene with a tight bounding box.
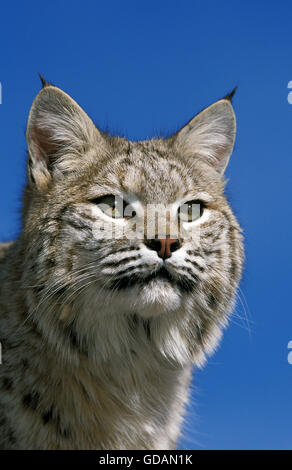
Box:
[0,84,243,449]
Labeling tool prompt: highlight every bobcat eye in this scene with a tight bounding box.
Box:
[91,195,135,219]
[178,200,204,222]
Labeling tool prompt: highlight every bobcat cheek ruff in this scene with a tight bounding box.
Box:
[0,81,243,450]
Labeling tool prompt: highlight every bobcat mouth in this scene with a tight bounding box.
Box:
[110,266,196,292]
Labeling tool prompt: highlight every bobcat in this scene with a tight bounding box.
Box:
[0,79,243,449]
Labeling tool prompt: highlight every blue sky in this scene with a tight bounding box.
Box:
[0,0,291,449]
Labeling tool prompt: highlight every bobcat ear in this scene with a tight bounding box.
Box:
[26,85,101,190]
[174,98,236,174]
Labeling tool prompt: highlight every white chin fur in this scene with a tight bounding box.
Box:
[129,280,182,318]
[90,280,183,319]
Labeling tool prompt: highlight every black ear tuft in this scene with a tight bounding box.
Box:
[223,86,237,102]
[38,73,53,88]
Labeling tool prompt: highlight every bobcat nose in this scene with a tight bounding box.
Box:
[145,237,181,259]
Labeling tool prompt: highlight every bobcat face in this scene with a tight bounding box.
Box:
[76,142,231,319]
[23,83,243,362]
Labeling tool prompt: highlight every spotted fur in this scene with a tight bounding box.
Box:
[0,83,244,449]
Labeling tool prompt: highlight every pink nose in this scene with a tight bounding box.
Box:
[145,237,181,259]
